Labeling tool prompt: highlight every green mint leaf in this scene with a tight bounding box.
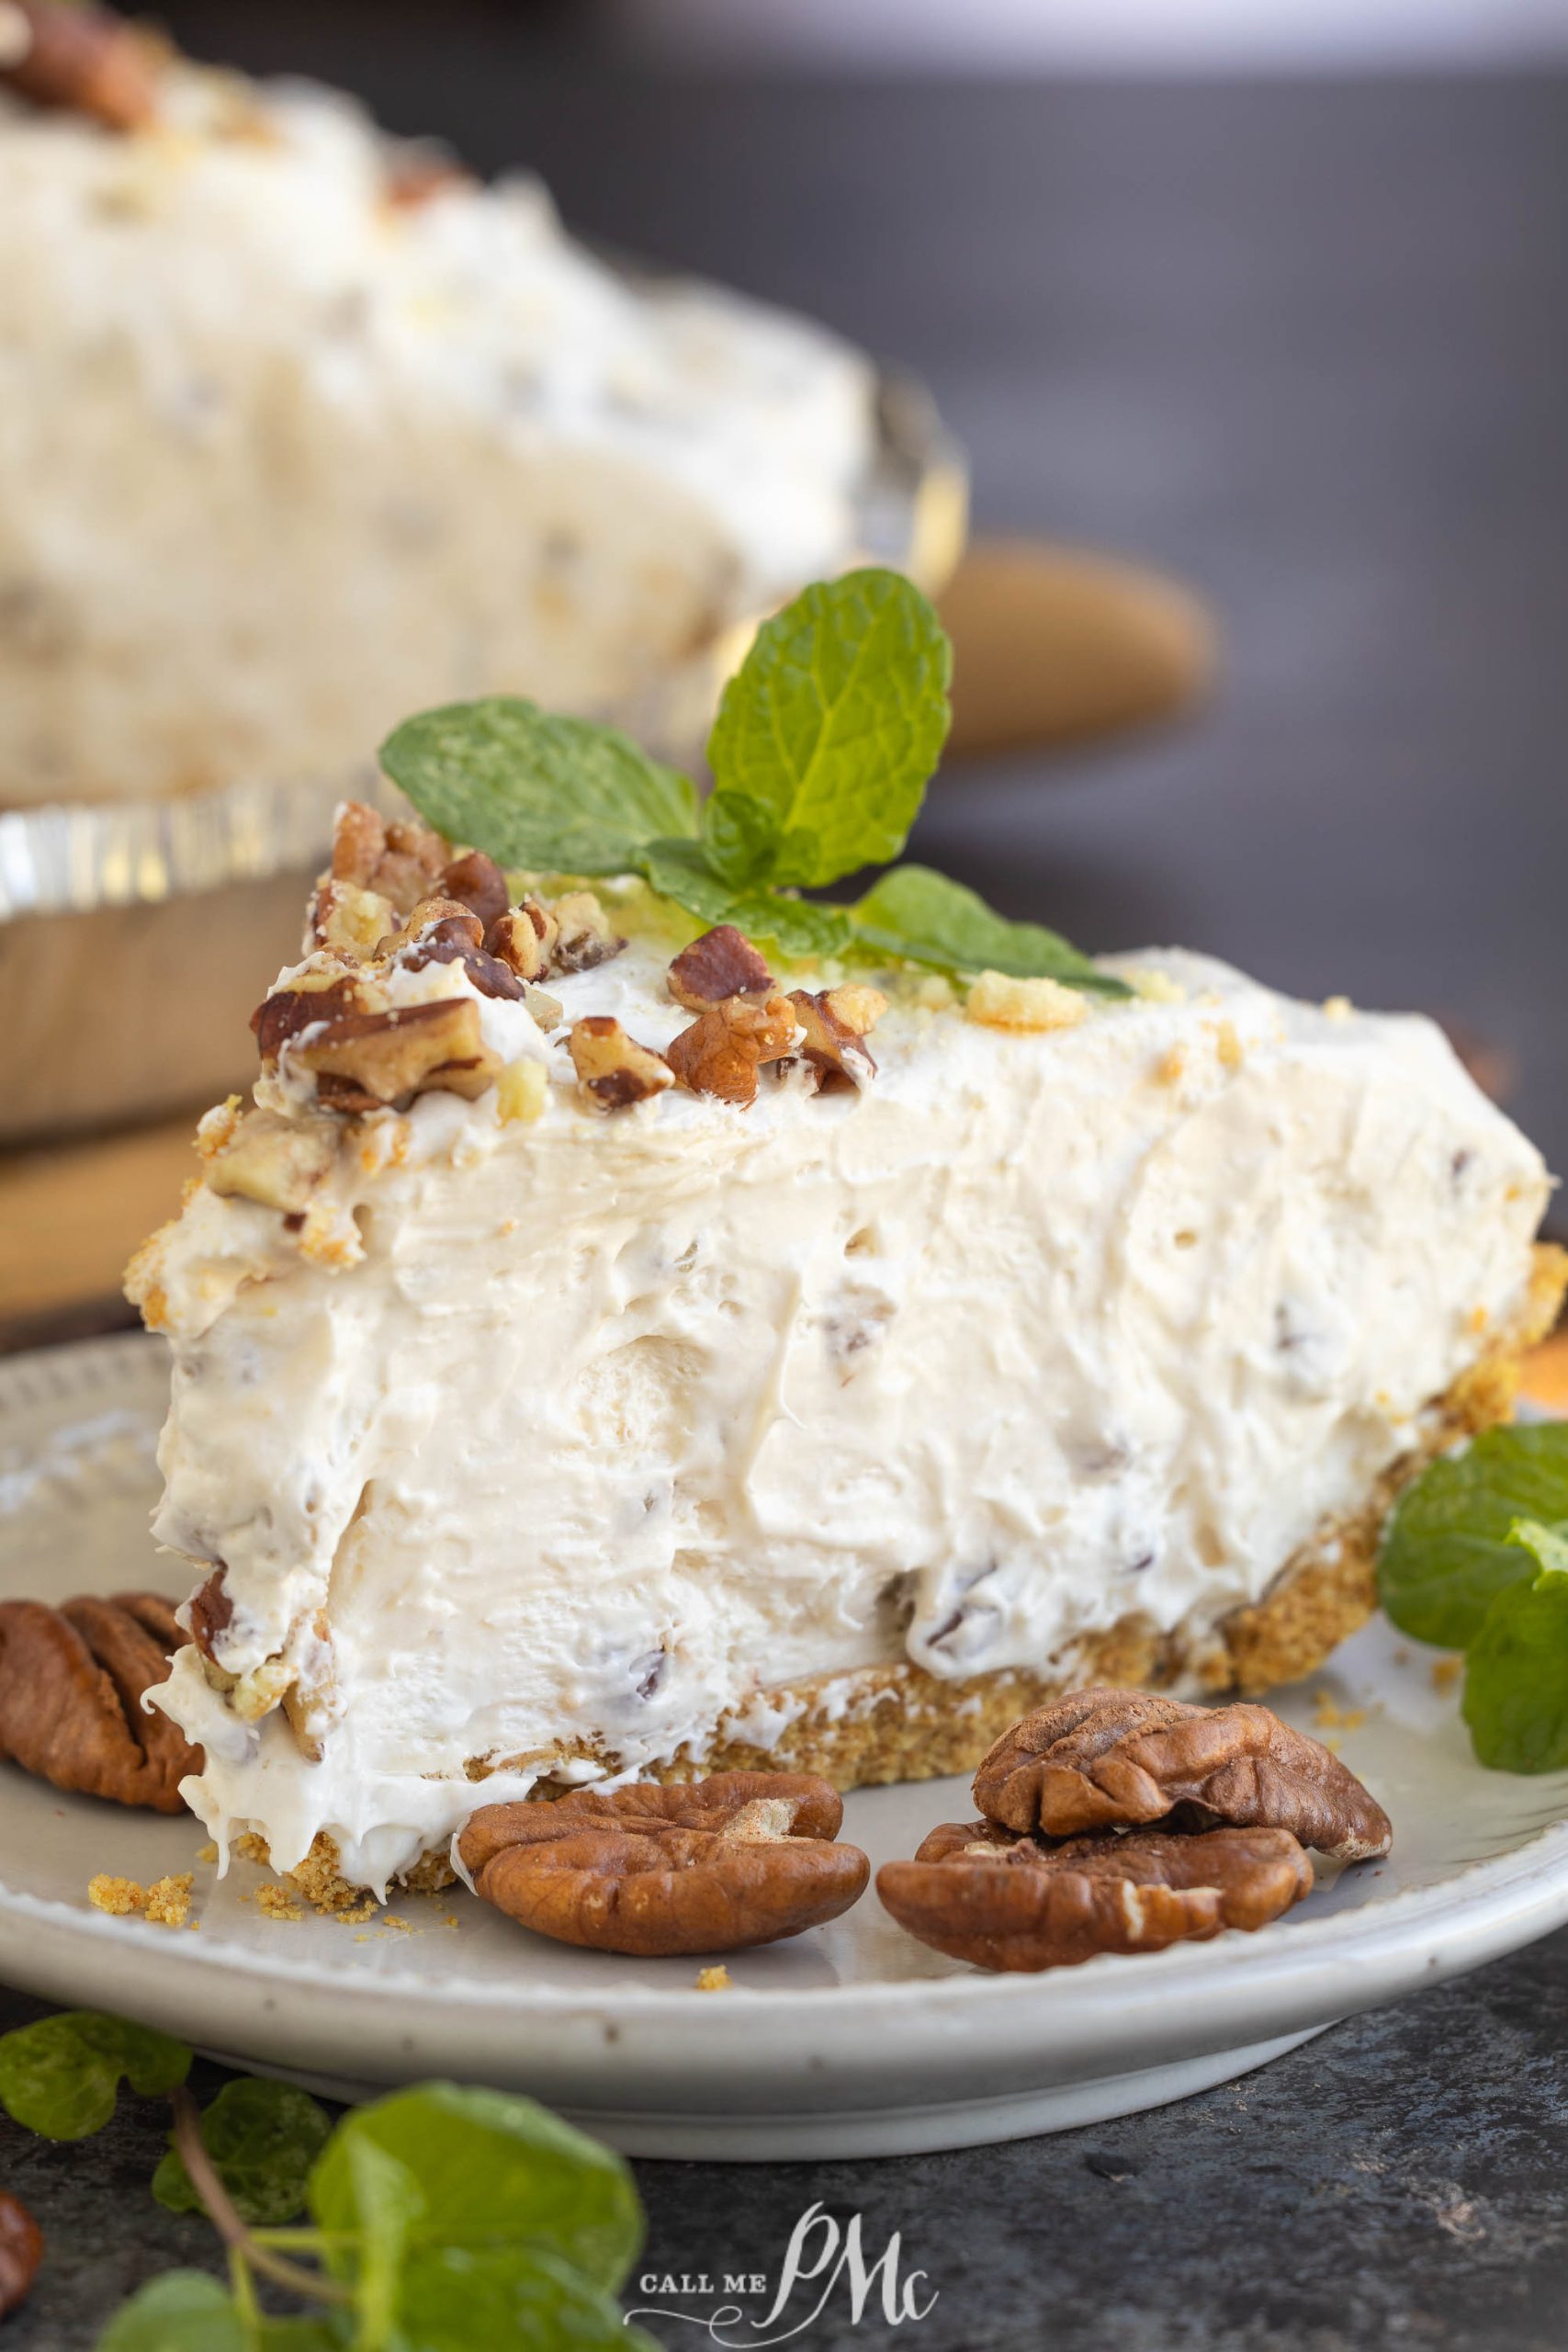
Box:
[1379,1422,1568,1648]
[309,2084,642,2298]
[1462,1543,1568,1772]
[152,2078,333,2226]
[852,865,1131,995]
[701,791,776,888]
[395,2243,664,2352]
[379,699,698,876]
[0,2012,190,2142]
[344,2134,423,2346]
[707,568,952,888]
[639,841,852,960]
[96,2271,245,2352]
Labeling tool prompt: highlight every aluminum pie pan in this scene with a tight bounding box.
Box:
[0,368,964,1143]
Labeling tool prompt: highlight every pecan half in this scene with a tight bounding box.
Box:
[973,1688,1392,1861]
[785,989,877,1092]
[877,1819,1312,1972]
[289,999,501,1114]
[666,991,800,1107]
[668,925,774,1010]
[458,1772,869,1955]
[205,1107,341,1214]
[0,1,160,130]
[0,1592,197,1812]
[0,2192,42,2323]
[568,1017,674,1112]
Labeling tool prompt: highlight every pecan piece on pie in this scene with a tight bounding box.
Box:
[204,1107,342,1215]
[666,991,800,1108]
[457,1772,870,1955]
[568,1016,674,1112]
[0,2192,42,2323]
[0,1592,197,1812]
[667,925,775,1011]
[330,801,446,915]
[876,1818,1312,1972]
[972,1687,1393,1862]
[785,989,880,1092]
[438,851,511,932]
[0,0,161,130]
[290,999,502,1114]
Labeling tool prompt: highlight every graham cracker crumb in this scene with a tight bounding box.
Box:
[441,1913,460,1930]
[966,970,1089,1035]
[88,1874,145,1917]
[696,1965,733,1992]
[232,1832,271,1866]
[379,1914,412,1934]
[334,1896,380,1927]
[1311,1691,1368,1734]
[257,1885,304,1923]
[196,1841,220,1866]
[1431,1657,1464,1694]
[145,1873,194,1929]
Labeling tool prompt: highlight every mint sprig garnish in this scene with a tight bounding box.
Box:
[852,865,1128,994]
[380,566,1128,993]
[0,2008,660,2348]
[1379,1422,1568,1773]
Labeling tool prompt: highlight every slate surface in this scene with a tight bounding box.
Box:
[3,50,1566,2349]
[4,1928,1566,2348]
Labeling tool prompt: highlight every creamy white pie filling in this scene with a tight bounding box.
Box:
[139,939,1550,1891]
[0,72,874,803]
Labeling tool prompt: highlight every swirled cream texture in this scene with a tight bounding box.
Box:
[137,939,1550,1891]
[0,71,873,803]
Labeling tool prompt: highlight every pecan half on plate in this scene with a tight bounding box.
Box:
[458,1772,869,1956]
[0,1592,197,1811]
[0,2192,42,2322]
[973,1687,1392,1862]
[877,1819,1312,1972]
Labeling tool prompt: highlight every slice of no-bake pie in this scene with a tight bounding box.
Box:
[129,571,1564,1896]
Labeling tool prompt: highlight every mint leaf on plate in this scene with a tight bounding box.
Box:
[700,790,778,888]
[1379,1421,1568,1648]
[707,568,951,888]
[310,2084,642,2296]
[1462,1528,1568,1772]
[0,2012,190,2143]
[380,699,698,875]
[152,2078,332,2227]
[852,865,1131,995]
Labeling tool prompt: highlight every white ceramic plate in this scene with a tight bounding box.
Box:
[2,1335,1566,2160]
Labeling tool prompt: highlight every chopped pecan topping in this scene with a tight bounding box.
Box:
[550,889,626,974]
[568,1017,674,1112]
[393,906,525,1003]
[487,905,553,982]
[0,1591,197,1813]
[972,1687,1393,1861]
[668,925,774,1010]
[666,991,800,1107]
[0,0,160,130]
[392,896,484,950]
[289,999,501,1114]
[252,974,374,1063]
[786,989,878,1091]
[384,148,474,210]
[329,801,446,915]
[0,2192,42,2323]
[187,1568,232,1666]
[310,877,393,963]
[458,1772,869,1955]
[877,1819,1312,1972]
[439,851,511,931]
[205,1108,341,1214]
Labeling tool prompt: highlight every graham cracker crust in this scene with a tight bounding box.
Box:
[280,1242,1566,1904]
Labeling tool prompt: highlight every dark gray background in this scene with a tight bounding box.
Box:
[5,28,1567,2346]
